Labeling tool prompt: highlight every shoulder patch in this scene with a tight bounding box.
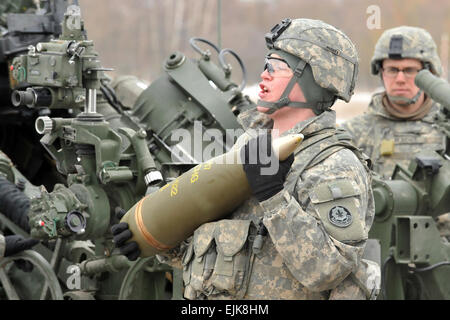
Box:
[309,179,367,242]
[328,205,352,227]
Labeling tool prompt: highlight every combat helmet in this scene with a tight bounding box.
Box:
[257,18,359,115]
[371,26,442,105]
[371,26,442,76]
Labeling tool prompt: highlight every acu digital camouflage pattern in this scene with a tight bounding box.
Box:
[371,26,442,76]
[272,19,359,102]
[341,92,445,179]
[158,110,380,300]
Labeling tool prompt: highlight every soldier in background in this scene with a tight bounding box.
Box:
[341,26,449,240]
[113,18,380,300]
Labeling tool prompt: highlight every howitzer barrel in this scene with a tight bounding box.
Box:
[415,69,450,109]
[120,134,303,257]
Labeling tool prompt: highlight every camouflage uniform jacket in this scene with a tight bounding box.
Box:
[341,92,445,179]
[159,109,379,300]
[0,234,5,259]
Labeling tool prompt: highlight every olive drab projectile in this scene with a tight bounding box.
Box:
[120,134,303,257]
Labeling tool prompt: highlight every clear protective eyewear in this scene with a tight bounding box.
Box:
[263,56,291,75]
[382,66,423,78]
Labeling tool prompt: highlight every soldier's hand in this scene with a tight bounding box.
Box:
[4,235,39,272]
[241,133,294,202]
[4,235,39,257]
[111,207,141,261]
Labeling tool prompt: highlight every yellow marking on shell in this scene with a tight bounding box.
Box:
[170,184,178,196]
[159,184,170,192]
[190,164,202,184]
[170,179,179,196]
[190,174,199,184]
[203,162,212,170]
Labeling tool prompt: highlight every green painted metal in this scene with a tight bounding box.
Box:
[0,250,64,300]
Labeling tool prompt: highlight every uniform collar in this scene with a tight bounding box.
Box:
[238,108,336,139]
[237,108,273,130]
[281,110,336,138]
[368,91,440,123]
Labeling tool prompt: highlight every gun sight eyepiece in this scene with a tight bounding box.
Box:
[11,89,35,107]
[11,88,52,108]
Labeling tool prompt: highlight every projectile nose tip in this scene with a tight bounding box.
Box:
[293,134,304,144]
[285,134,304,147]
[273,134,304,161]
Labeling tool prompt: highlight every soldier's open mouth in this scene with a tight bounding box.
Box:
[259,84,269,99]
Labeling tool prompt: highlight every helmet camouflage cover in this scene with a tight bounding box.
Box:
[371,26,442,76]
[266,18,359,102]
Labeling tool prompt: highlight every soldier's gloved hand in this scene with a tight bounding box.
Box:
[111,207,141,261]
[240,133,295,202]
[4,235,39,272]
[4,235,39,257]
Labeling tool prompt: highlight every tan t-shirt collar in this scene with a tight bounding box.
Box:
[383,93,432,120]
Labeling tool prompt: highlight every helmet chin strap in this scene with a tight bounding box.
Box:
[257,56,335,115]
[386,89,423,106]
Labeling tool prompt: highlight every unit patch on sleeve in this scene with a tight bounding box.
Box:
[328,206,352,227]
